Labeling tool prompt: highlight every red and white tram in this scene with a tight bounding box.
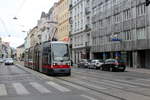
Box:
[24,41,71,76]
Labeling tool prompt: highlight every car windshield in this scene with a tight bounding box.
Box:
[105,59,116,62]
[117,60,126,63]
[6,58,13,60]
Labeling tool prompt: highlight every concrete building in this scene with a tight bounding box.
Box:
[37,6,58,43]
[56,0,70,42]
[70,0,92,64]
[29,26,38,47]
[1,42,12,58]
[91,0,150,68]
[37,12,49,43]
[0,37,2,57]
[16,44,25,61]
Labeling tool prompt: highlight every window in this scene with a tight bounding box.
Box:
[124,30,131,41]
[137,4,145,16]
[137,28,146,39]
[114,13,122,23]
[123,9,131,20]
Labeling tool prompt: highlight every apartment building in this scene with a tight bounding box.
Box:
[70,0,92,64]
[91,0,150,68]
[56,0,70,42]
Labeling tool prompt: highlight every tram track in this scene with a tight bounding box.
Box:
[69,69,150,97]
[55,76,126,100]
[72,68,150,88]
[15,64,150,99]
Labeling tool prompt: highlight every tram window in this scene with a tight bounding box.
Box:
[42,53,48,65]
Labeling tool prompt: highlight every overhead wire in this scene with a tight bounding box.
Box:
[15,0,27,17]
[0,18,9,37]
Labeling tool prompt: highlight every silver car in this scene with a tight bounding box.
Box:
[0,58,4,63]
[5,58,14,65]
[88,59,103,69]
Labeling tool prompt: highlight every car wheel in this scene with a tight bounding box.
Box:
[100,66,103,71]
[110,67,114,72]
[66,72,71,76]
[120,69,125,72]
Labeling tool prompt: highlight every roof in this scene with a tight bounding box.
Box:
[17,44,24,48]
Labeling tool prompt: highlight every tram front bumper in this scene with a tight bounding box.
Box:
[52,68,71,74]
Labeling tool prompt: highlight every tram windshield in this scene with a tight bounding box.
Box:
[52,43,70,61]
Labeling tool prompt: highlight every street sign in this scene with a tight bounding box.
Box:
[111,38,122,41]
[115,52,121,57]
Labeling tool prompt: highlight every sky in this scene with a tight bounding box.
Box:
[0,0,58,48]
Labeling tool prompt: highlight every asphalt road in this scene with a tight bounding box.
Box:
[0,63,150,100]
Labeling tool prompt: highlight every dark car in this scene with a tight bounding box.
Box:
[78,59,88,68]
[101,59,126,72]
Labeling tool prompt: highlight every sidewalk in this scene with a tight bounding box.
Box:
[126,67,150,75]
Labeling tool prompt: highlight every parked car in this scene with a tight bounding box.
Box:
[0,58,4,63]
[4,58,14,65]
[101,59,126,72]
[78,59,88,68]
[88,59,103,69]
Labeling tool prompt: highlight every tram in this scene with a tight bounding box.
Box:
[24,41,71,76]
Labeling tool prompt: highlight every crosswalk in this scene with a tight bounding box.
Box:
[0,78,150,98]
[0,84,7,96]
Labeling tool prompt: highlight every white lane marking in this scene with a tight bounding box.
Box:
[13,83,29,95]
[137,78,150,82]
[59,80,89,91]
[39,74,54,80]
[93,80,123,89]
[102,80,137,88]
[30,82,51,94]
[80,94,97,100]
[47,81,71,92]
[116,79,150,87]
[0,84,7,96]
[72,78,106,90]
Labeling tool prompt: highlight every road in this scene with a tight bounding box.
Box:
[0,63,150,100]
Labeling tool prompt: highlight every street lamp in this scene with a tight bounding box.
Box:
[13,17,18,20]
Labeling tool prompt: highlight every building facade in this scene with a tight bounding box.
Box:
[91,0,150,68]
[70,0,92,64]
[16,44,25,61]
[56,0,70,42]
[29,26,38,47]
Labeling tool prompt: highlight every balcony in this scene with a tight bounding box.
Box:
[69,4,73,10]
[84,24,91,32]
[85,7,91,15]
[69,17,73,24]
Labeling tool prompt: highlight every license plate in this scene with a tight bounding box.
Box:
[119,67,124,69]
[60,69,65,72]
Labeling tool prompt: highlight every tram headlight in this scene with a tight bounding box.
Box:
[53,63,57,66]
[66,63,70,66]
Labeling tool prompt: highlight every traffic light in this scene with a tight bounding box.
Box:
[146,0,150,6]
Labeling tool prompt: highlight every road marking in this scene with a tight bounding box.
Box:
[72,78,107,90]
[102,80,137,88]
[93,80,123,89]
[116,79,150,87]
[13,83,29,95]
[30,82,51,94]
[47,81,71,92]
[80,94,97,100]
[137,78,150,82]
[59,80,89,91]
[0,84,7,96]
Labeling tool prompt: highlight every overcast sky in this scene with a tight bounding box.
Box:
[0,0,57,48]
